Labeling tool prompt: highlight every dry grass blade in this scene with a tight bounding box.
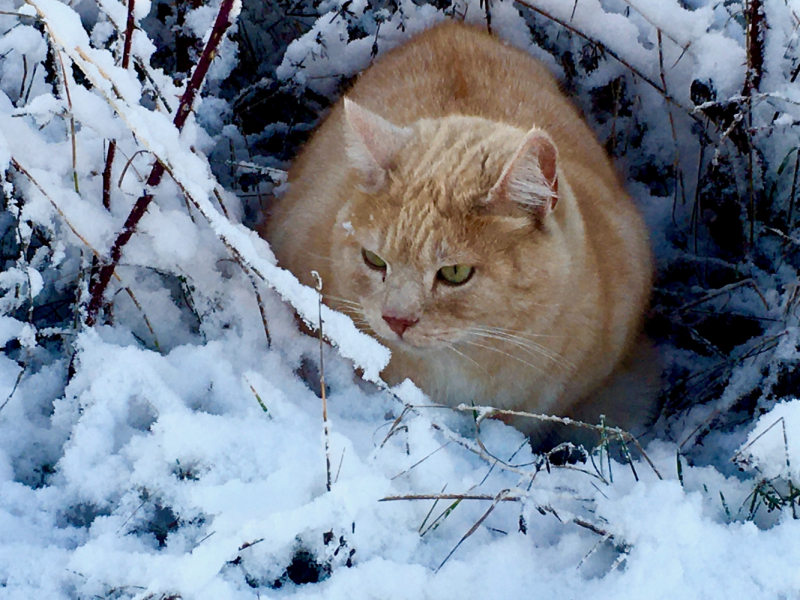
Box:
[119,285,160,349]
[11,158,95,251]
[244,376,269,413]
[381,493,623,562]
[435,489,510,572]
[381,493,523,502]
[391,441,452,480]
[48,41,80,195]
[677,278,769,313]
[731,416,786,467]
[417,484,448,535]
[245,269,272,348]
[380,404,415,448]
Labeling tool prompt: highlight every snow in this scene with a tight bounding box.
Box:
[0,0,799,598]
[737,400,800,481]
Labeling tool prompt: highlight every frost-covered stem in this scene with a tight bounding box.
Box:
[382,493,521,502]
[102,0,136,211]
[313,271,332,492]
[86,0,238,325]
[451,403,663,479]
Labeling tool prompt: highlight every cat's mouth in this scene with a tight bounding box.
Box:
[372,324,453,352]
[357,306,454,350]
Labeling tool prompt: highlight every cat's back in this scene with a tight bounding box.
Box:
[349,22,565,123]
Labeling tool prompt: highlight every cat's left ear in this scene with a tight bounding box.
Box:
[343,98,413,192]
[487,128,559,220]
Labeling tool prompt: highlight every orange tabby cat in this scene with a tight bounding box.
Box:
[265,22,654,445]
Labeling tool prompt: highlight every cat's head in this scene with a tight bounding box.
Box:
[330,98,567,351]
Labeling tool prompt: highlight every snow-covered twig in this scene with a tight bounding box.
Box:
[84,0,240,325]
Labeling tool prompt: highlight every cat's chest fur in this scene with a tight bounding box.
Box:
[265,22,654,441]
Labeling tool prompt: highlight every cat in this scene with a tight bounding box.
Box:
[264,22,655,448]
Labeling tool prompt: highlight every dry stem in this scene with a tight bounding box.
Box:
[313,270,332,492]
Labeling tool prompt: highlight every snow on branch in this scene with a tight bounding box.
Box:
[21,0,391,380]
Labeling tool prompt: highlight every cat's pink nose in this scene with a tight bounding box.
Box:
[382,315,419,337]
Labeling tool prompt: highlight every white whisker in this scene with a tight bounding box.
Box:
[472,324,564,340]
[457,338,553,380]
[465,329,574,372]
[445,344,487,374]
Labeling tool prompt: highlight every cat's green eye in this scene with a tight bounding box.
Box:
[362,248,387,270]
[437,265,474,285]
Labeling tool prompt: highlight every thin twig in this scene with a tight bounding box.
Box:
[743,0,766,246]
[102,140,116,210]
[0,368,25,413]
[117,149,148,187]
[787,148,800,228]
[11,159,95,250]
[657,28,685,214]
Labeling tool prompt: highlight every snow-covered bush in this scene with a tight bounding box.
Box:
[0,0,798,597]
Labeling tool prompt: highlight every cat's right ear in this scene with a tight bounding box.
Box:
[343,98,413,192]
[486,128,559,222]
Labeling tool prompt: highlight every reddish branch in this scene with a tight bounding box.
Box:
[102,0,136,210]
[87,0,237,325]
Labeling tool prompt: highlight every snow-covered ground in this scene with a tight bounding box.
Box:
[1,0,799,598]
